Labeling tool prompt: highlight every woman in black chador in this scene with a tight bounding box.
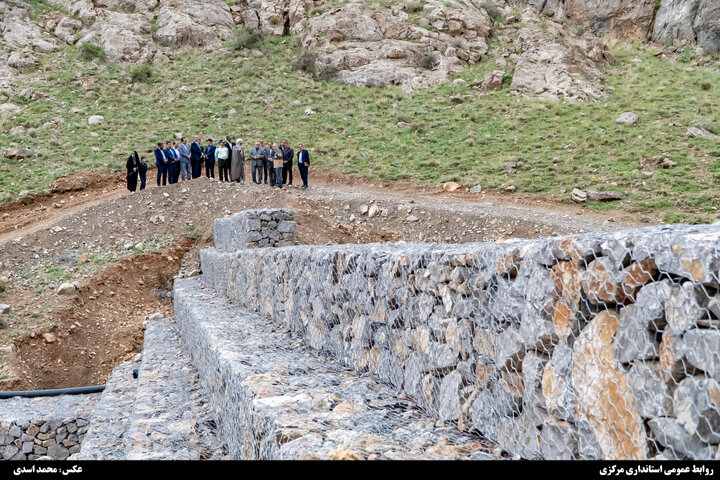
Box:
[126,151,140,192]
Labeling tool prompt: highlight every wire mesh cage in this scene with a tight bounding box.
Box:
[206,212,720,460]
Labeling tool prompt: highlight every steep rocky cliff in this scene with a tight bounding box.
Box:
[513,0,719,54]
[0,0,716,99]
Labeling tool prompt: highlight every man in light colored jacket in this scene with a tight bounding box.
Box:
[178,137,191,181]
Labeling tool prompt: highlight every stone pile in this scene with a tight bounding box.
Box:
[200,209,720,460]
[212,209,296,252]
[0,394,99,460]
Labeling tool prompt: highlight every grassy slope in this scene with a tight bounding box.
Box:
[1,34,719,224]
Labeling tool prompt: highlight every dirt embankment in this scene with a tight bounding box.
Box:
[0,169,633,390]
[7,242,191,390]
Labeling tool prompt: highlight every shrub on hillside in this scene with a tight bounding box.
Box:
[314,62,337,81]
[698,120,718,135]
[418,53,438,69]
[294,52,337,80]
[294,52,316,73]
[233,27,265,50]
[79,42,106,61]
[480,2,503,23]
[404,1,425,13]
[130,64,154,83]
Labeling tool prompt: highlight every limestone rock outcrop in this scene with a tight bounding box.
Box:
[290,0,492,92]
[0,0,716,98]
[512,0,720,54]
[509,14,614,102]
[0,0,58,92]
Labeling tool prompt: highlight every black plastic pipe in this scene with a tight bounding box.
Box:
[0,385,105,399]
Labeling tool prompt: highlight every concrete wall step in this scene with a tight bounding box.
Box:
[124,318,226,460]
[77,362,138,460]
[174,275,498,460]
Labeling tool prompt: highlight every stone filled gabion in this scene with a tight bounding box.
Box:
[213,209,296,252]
[174,276,498,460]
[0,395,98,460]
[202,212,720,461]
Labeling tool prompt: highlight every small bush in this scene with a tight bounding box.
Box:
[480,2,503,23]
[130,64,154,83]
[294,52,316,73]
[79,42,106,62]
[234,27,265,50]
[663,213,684,224]
[419,53,438,69]
[404,0,424,13]
[679,47,693,63]
[315,62,337,81]
[185,224,200,240]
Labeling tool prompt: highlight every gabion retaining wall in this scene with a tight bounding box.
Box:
[0,394,99,460]
[174,276,499,460]
[201,211,720,460]
[213,209,296,252]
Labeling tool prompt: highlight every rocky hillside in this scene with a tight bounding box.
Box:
[0,0,716,97]
[513,0,719,54]
[0,0,718,224]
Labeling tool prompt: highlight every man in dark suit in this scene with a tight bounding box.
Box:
[280,140,294,186]
[204,138,216,179]
[297,143,310,189]
[250,141,264,184]
[164,141,177,184]
[190,135,204,179]
[265,141,276,186]
[154,142,169,186]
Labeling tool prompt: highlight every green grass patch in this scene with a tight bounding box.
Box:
[22,0,65,20]
[185,224,200,240]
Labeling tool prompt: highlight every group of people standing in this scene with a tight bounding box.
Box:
[125,136,311,192]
